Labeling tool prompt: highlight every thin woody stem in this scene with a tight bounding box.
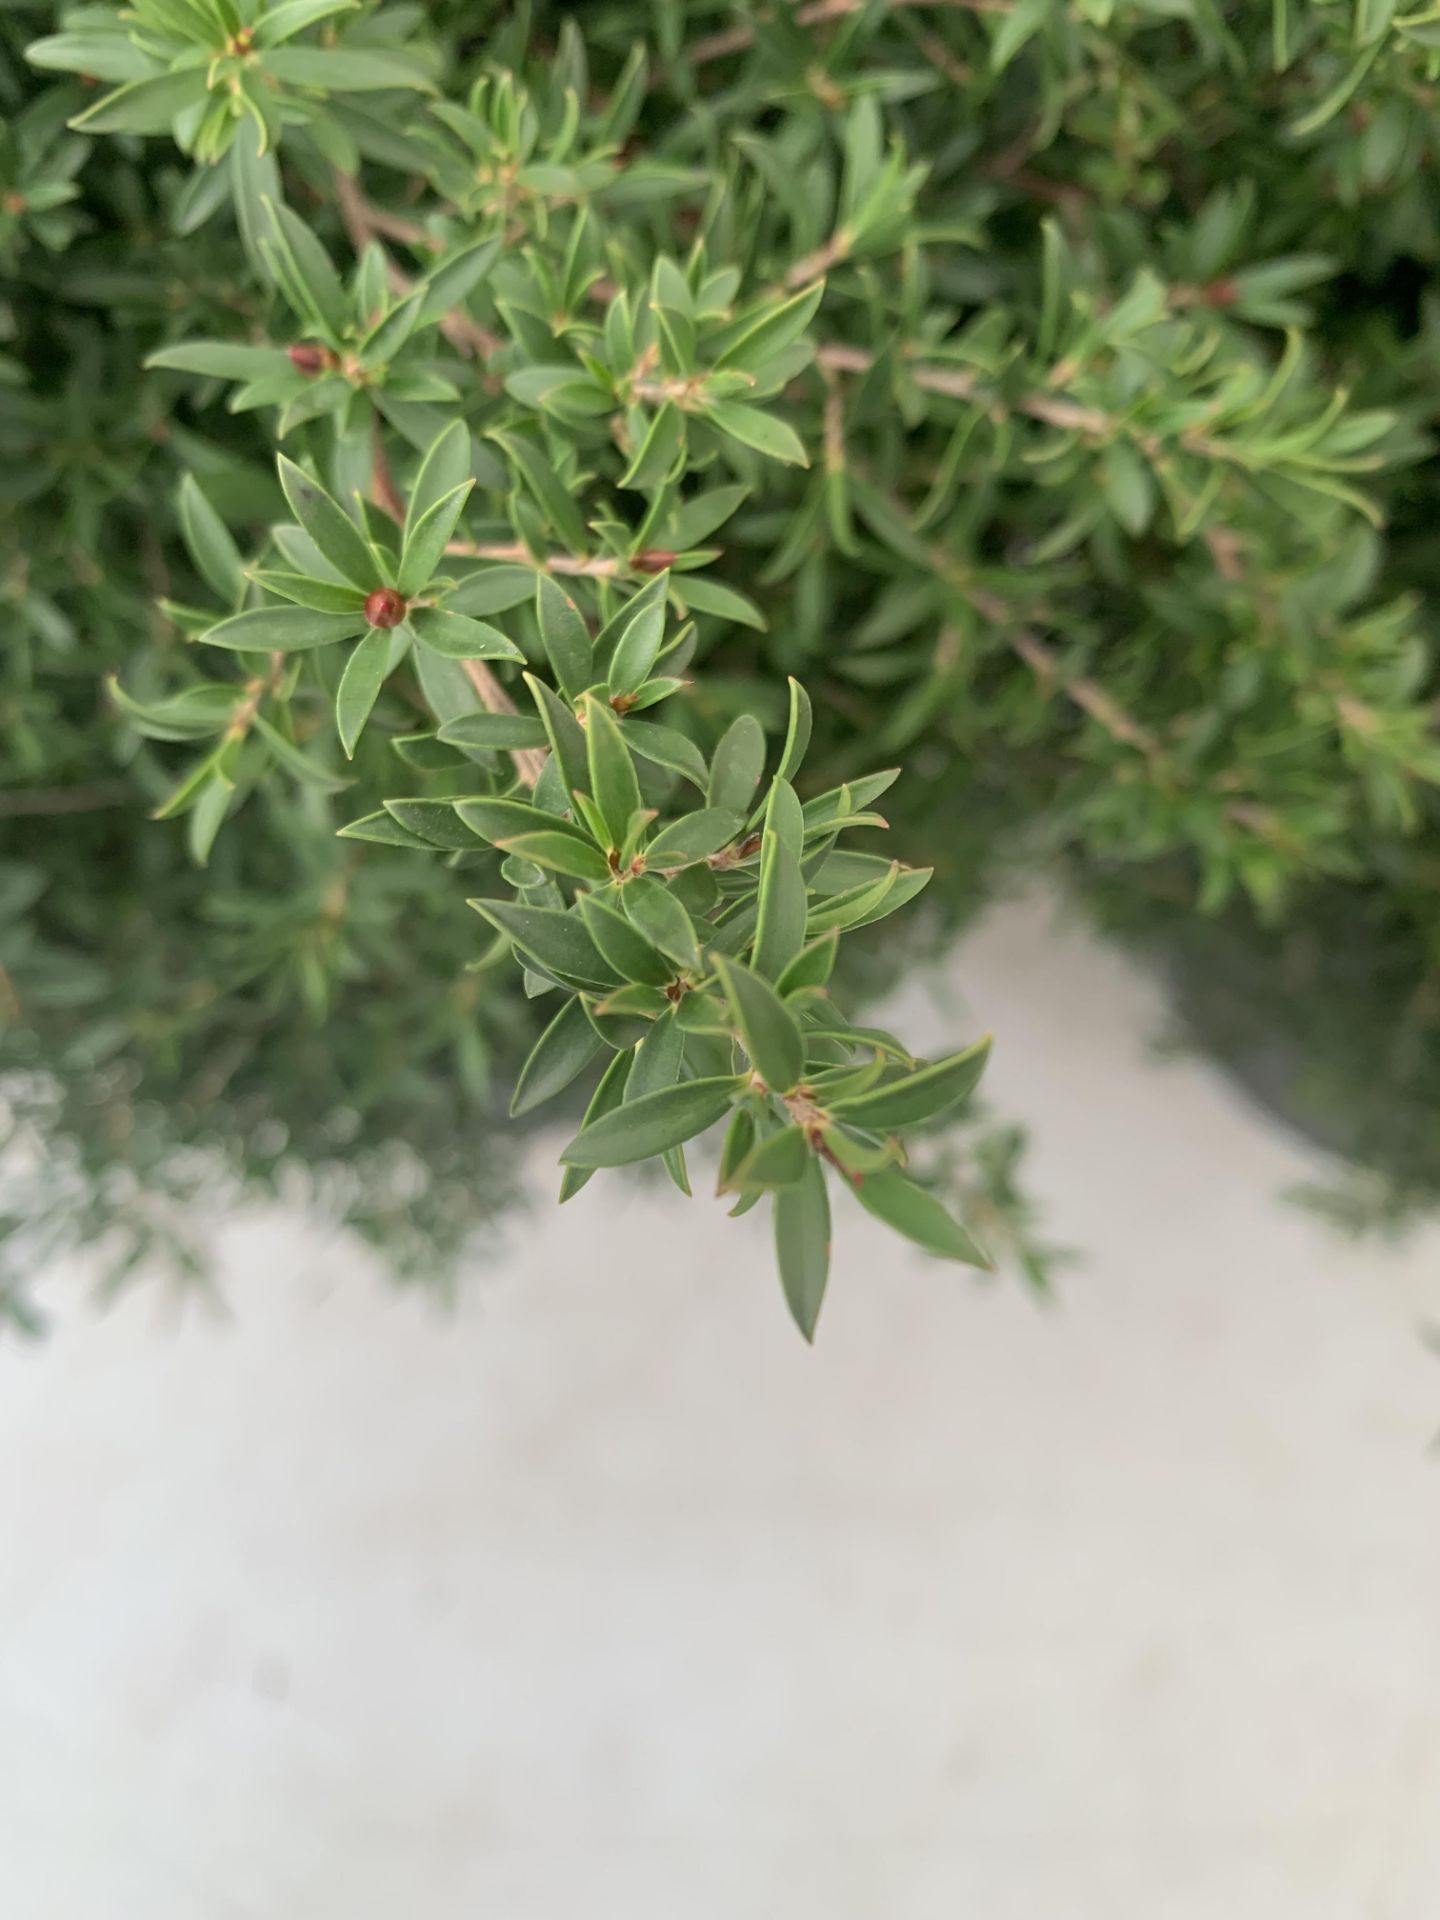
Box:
[445,539,624,579]
[459,660,546,790]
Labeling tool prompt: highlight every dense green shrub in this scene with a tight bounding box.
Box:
[5,0,1440,1329]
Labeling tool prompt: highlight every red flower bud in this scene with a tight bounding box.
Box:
[634,548,677,574]
[288,343,328,376]
[363,588,407,629]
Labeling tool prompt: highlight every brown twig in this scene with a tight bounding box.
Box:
[816,340,1111,432]
[460,660,546,790]
[445,539,623,579]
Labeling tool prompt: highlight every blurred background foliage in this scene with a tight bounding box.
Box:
[6,0,1440,1325]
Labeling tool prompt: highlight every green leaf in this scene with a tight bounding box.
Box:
[446,565,536,615]
[70,68,207,135]
[535,575,593,701]
[762,774,805,854]
[262,197,349,338]
[559,1050,631,1201]
[828,1037,991,1130]
[438,713,548,750]
[670,484,749,548]
[28,30,161,83]
[607,589,669,696]
[707,713,766,813]
[511,993,604,1117]
[705,399,809,467]
[713,953,804,1093]
[579,893,674,985]
[146,341,294,380]
[187,771,233,867]
[492,430,590,551]
[253,0,360,47]
[337,808,435,849]
[468,898,618,989]
[408,421,472,526]
[177,474,244,604]
[202,605,364,651]
[252,716,351,791]
[254,553,370,605]
[498,831,611,883]
[777,931,839,995]
[264,45,437,91]
[455,796,594,848]
[409,607,522,660]
[851,1168,991,1268]
[624,720,708,790]
[722,1124,809,1192]
[398,480,473,597]
[777,677,813,784]
[622,875,701,969]
[560,1076,741,1167]
[774,1159,830,1341]
[417,235,503,320]
[990,0,1052,71]
[593,572,671,675]
[583,692,642,849]
[752,826,806,981]
[277,455,380,590]
[713,281,823,372]
[645,809,741,867]
[335,628,390,757]
[674,575,766,630]
[525,672,589,794]
[385,799,476,850]
[620,403,684,491]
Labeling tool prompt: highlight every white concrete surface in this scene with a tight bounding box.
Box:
[3,894,1439,1919]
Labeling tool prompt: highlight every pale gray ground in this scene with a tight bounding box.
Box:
[3,891,1438,1919]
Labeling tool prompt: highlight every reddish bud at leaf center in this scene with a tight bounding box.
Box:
[364,588,407,629]
[288,343,330,376]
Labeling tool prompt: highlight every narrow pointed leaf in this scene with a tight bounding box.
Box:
[852,1168,991,1268]
[398,480,473,597]
[497,832,611,882]
[202,606,363,651]
[774,1158,830,1341]
[751,826,807,981]
[707,712,766,813]
[579,893,675,985]
[723,1124,809,1192]
[583,692,642,849]
[468,898,618,988]
[410,606,523,659]
[277,455,380,589]
[559,1049,632,1201]
[511,994,604,1116]
[335,629,391,757]
[622,876,701,969]
[535,575,593,700]
[713,953,805,1093]
[645,808,742,867]
[560,1076,741,1167]
[409,420,472,526]
[829,1037,991,1129]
